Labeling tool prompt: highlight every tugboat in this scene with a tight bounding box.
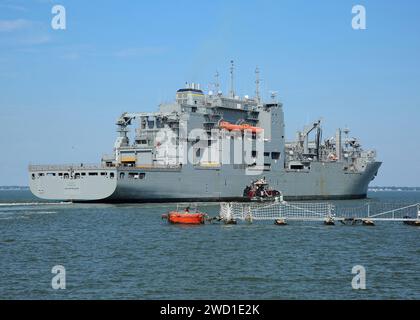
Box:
[162,204,207,225]
[243,178,281,202]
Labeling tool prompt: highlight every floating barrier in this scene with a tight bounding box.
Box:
[218,201,420,226]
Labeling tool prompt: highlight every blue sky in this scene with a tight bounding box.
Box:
[0,0,419,186]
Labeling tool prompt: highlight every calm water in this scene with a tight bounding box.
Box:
[0,190,419,300]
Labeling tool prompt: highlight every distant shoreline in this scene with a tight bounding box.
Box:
[0,186,419,192]
[0,186,30,191]
[369,187,420,192]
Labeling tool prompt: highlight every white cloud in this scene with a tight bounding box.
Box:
[60,52,81,60]
[0,4,27,12]
[0,19,52,47]
[0,71,18,79]
[19,34,52,45]
[114,46,168,58]
[0,19,32,32]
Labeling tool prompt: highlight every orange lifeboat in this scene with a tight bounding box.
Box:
[219,121,263,134]
[219,121,242,131]
[240,123,263,134]
[166,211,207,225]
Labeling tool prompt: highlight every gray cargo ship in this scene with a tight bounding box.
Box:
[29,66,381,202]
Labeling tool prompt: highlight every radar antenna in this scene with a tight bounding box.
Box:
[270,91,278,101]
[343,126,350,148]
[343,127,350,137]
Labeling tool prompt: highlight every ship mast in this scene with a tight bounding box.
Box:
[215,70,220,95]
[229,60,235,98]
[255,66,261,103]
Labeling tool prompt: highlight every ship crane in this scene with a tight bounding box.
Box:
[115,113,135,148]
[115,112,146,148]
[116,112,142,127]
[301,120,322,160]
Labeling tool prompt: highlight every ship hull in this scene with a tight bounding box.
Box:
[29,161,381,202]
[108,162,381,202]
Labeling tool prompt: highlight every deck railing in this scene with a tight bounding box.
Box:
[29,163,182,171]
[28,164,105,171]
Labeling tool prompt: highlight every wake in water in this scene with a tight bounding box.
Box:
[0,210,58,220]
[0,201,72,207]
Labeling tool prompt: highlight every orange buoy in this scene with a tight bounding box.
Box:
[167,211,206,225]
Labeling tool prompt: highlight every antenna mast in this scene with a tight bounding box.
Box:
[215,70,220,94]
[229,60,235,98]
[255,66,260,103]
